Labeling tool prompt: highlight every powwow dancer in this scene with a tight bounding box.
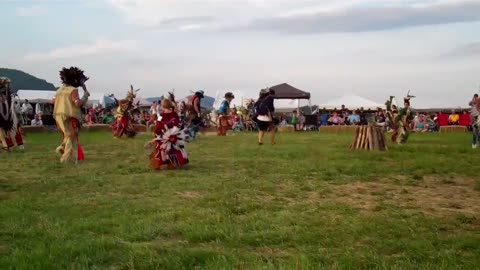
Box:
[111,85,139,138]
[167,91,177,112]
[255,88,276,145]
[385,93,414,144]
[185,90,204,138]
[469,93,480,149]
[53,67,90,163]
[0,77,21,152]
[5,96,25,151]
[146,99,189,170]
[216,92,235,136]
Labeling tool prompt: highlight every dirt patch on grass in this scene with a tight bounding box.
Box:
[327,176,480,217]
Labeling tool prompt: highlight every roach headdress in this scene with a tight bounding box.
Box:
[59,67,88,88]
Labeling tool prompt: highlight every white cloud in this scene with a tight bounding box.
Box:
[179,24,207,31]
[16,6,48,17]
[23,39,138,62]
[105,0,479,32]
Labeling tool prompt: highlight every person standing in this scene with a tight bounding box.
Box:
[21,99,33,124]
[469,94,480,149]
[53,67,90,163]
[217,92,235,136]
[186,90,204,138]
[255,88,276,145]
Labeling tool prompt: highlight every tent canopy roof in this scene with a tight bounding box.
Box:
[134,97,153,107]
[16,90,55,103]
[319,94,385,110]
[269,83,310,99]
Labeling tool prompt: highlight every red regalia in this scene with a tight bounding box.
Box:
[147,100,189,169]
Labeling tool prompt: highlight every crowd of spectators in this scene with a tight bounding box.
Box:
[275,105,471,133]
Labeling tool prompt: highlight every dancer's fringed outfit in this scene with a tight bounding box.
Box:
[147,100,189,170]
[386,95,414,144]
[0,77,23,152]
[53,67,90,163]
[112,85,139,138]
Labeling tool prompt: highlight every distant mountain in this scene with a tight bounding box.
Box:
[0,68,56,92]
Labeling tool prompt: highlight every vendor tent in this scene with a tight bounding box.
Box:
[269,83,311,112]
[87,93,115,107]
[274,99,301,113]
[134,97,153,107]
[319,94,385,110]
[269,83,310,99]
[16,90,55,103]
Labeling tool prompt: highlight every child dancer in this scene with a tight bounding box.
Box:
[146,99,189,170]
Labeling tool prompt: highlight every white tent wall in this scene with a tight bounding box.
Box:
[274,99,301,113]
[16,90,55,103]
[87,93,115,108]
[134,97,153,107]
[319,94,385,110]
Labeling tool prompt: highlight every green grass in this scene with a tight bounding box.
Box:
[1,131,480,269]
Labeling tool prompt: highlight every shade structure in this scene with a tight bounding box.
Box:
[87,93,115,107]
[319,94,385,110]
[274,99,301,113]
[269,83,310,99]
[16,90,55,103]
[134,97,153,107]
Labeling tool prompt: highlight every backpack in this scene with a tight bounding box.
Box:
[255,98,269,116]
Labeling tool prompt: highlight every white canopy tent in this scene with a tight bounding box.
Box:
[16,90,55,103]
[274,99,302,113]
[319,94,385,110]
[87,93,115,107]
[134,97,153,107]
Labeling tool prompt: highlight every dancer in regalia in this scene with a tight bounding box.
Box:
[216,92,235,136]
[112,85,139,138]
[53,67,90,162]
[186,90,204,138]
[386,94,414,144]
[146,99,189,170]
[0,77,25,152]
[469,93,480,149]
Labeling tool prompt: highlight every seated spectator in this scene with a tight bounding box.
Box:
[299,112,306,130]
[359,107,368,125]
[342,110,349,124]
[347,110,360,125]
[426,115,438,132]
[103,111,115,124]
[376,110,386,127]
[30,114,43,126]
[291,110,299,130]
[328,112,342,125]
[413,114,428,132]
[449,110,459,125]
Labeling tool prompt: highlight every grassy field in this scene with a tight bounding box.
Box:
[1,130,480,269]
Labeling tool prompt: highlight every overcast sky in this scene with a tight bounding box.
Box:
[1,0,479,108]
